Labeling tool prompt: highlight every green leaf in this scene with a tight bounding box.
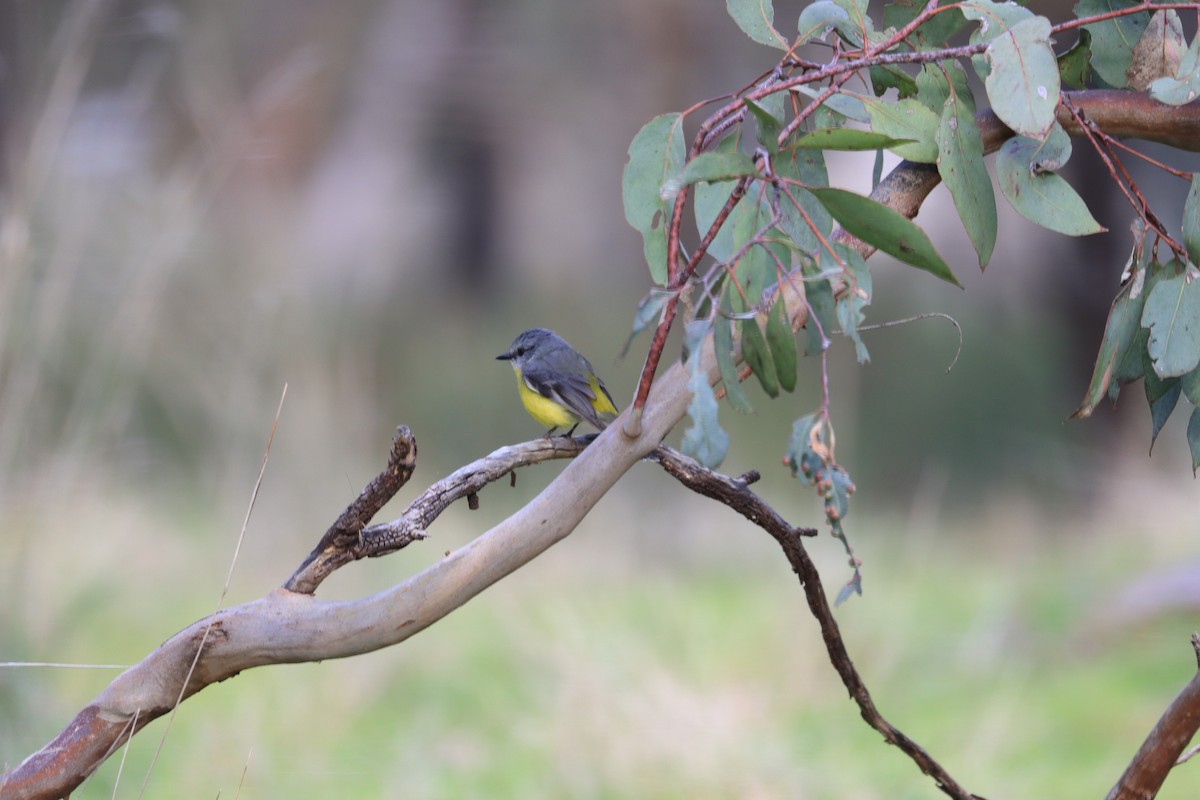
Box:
[1184,175,1200,265]
[693,136,746,264]
[619,289,672,358]
[1071,281,1147,418]
[916,61,973,114]
[745,98,782,154]
[803,274,836,355]
[715,294,754,412]
[937,91,997,268]
[793,85,869,122]
[1077,0,1149,88]
[798,0,851,44]
[870,64,918,98]
[960,0,1034,42]
[774,147,832,256]
[828,244,872,363]
[680,321,730,468]
[727,0,789,50]
[1188,406,1200,475]
[1058,29,1093,89]
[623,113,685,285]
[1147,378,1181,451]
[740,316,779,397]
[996,135,1106,237]
[860,96,940,162]
[981,16,1060,138]
[810,187,962,287]
[1142,267,1200,378]
[1182,363,1200,406]
[791,128,917,152]
[767,294,798,392]
[883,0,965,46]
[679,151,760,185]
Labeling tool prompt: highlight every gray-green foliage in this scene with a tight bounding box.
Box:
[622,0,1200,492]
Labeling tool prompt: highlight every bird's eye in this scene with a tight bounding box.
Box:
[515,346,526,356]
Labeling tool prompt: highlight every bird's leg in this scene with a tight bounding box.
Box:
[565,422,580,437]
[542,427,558,439]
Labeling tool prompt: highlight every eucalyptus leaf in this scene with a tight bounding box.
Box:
[680,321,730,468]
[798,0,851,44]
[792,128,917,152]
[1188,406,1200,475]
[1147,378,1181,451]
[767,295,798,392]
[1142,267,1200,378]
[1184,175,1200,265]
[715,300,754,412]
[810,187,962,287]
[775,147,832,257]
[1077,0,1149,88]
[745,98,782,154]
[727,0,790,50]
[741,316,779,397]
[916,61,973,114]
[1149,29,1200,105]
[1058,29,1093,89]
[803,274,836,355]
[860,96,940,162]
[679,151,760,186]
[830,244,872,363]
[1071,281,1147,418]
[981,16,1060,138]
[996,135,1105,237]
[937,92,996,268]
[622,113,685,285]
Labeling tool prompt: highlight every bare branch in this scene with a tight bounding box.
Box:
[652,446,984,800]
[1106,637,1200,800]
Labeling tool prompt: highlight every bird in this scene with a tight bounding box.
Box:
[496,327,618,436]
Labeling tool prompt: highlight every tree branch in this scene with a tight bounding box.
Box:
[1105,634,1200,800]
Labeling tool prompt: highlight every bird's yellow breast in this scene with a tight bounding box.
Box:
[513,368,579,428]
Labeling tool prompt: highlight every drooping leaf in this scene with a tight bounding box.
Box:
[1077,0,1150,88]
[960,0,1035,78]
[1182,363,1200,406]
[1058,29,1094,89]
[996,135,1106,237]
[803,273,836,355]
[619,289,672,358]
[744,98,782,154]
[937,91,996,268]
[916,60,973,114]
[1142,266,1200,378]
[1184,175,1200,265]
[727,0,790,50]
[809,187,961,287]
[715,294,754,413]
[860,96,940,162]
[740,316,779,397]
[828,0,881,48]
[767,294,798,392]
[679,151,760,186]
[829,244,872,363]
[1188,406,1200,475]
[981,16,1060,138]
[680,321,730,468]
[791,128,916,152]
[1071,281,1147,418]
[1146,377,1181,451]
[623,113,685,285]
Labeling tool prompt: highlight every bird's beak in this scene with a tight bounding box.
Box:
[496,352,512,361]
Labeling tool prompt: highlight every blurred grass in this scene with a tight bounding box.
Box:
[4,3,1200,798]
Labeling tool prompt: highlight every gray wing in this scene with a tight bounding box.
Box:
[522,359,612,429]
